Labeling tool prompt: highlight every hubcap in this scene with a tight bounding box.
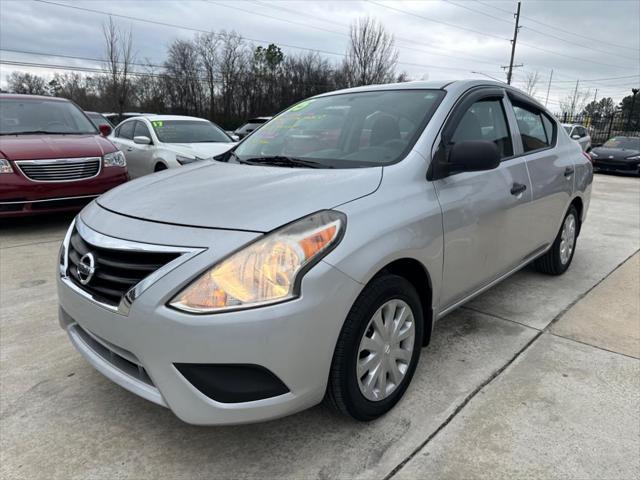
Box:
[559,213,576,265]
[356,299,415,401]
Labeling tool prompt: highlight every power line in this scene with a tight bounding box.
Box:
[31,0,502,75]
[367,0,629,70]
[474,0,640,52]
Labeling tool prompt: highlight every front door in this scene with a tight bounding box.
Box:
[434,88,533,310]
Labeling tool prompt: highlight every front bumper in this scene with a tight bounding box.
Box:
[592,159,640,175]
[0,166,127,217]
[57,210,361,425]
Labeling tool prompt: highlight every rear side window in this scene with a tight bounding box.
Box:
[134,121,152,139]
[450,99,514,159]
[117,121,134,140]
[512,104,555,152]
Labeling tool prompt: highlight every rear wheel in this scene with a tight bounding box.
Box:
[533,205,579,275]
[325,274,423,421]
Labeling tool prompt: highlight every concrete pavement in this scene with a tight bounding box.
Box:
[1,173,638,479]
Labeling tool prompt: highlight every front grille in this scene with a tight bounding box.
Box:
[67,228,180,306]
[595,160,636,171]
[17,157,101,182]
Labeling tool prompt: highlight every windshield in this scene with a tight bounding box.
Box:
[0,98,97,135]
[602,136,640,150]
[151,120,231,143]
[233,89,445,168]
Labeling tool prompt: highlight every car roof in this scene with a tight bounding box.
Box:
[561,123,582,128]
[312,79,548,110]
[139,114,210,122]
[0,93,69,102]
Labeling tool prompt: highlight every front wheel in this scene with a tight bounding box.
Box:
[325,274,424,421]
[533,205,579,275]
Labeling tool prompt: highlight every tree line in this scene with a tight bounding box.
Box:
[5,17,403,129]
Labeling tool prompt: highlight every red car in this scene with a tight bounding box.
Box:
[0,94,128,218]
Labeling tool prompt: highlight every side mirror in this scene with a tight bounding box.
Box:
[571,134,581,140]
[429,140,500,180]
[99,124,112,136]
[133,135,151,145]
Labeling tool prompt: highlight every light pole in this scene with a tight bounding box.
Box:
[626,88,639,131]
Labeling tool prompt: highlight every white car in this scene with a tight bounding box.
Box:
[110,115,235,178]
[562,123,592,152]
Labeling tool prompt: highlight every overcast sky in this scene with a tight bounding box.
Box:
[1,0,638,111]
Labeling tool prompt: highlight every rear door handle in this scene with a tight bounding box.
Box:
[564,166,575,177]
[510,182,527,196]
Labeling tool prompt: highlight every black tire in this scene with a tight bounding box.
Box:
[154,163,167,172]
[533,205,579,275]
[325,274,424,421]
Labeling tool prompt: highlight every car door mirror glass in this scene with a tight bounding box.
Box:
[448,140,500,173]
[134,135,151,145]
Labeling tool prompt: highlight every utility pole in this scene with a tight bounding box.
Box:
[544,69,553,107]
[505,1,522,85]
[592,89,598,104]
[569,80,580,118]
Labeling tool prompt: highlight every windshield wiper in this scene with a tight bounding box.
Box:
[241,156,330,169]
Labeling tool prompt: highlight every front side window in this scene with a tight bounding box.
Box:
[232,89,445,168]
[151,120,230,143]
[512,104,553,152]
[450,99,513,159]
[0,98,97,135]
[134,121,152,139]
[117,121,135,140]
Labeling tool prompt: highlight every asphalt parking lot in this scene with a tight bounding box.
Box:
[1,173,638,480]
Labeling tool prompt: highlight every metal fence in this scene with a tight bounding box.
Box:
[553,112,640,146]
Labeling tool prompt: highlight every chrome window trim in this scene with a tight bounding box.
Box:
[59,218,205,316]
[15,157,102,183]
[0,194,99,205]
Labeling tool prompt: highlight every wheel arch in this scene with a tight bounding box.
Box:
[373,258,434,346]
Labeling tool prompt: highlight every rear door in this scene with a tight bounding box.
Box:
[507,92,573,252]
[434,87,533,310]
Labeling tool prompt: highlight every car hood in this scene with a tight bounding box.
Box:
[592,147,640,160]
[0,134,115,160]
[169,142,235,159]
[97,161,382,232]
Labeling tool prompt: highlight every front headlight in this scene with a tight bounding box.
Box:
[0,158,13,174]
[590,151,599,158]
[103,150,126,167]
[170,210,346,313]
[625,155,640,161]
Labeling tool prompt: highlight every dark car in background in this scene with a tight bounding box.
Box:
[234,116,272,139]
[0,94,128,217]
[85,111,114,129]
[590,136,640,175]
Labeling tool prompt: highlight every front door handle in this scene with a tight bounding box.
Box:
[564,166,575,177]
[510,182,527,196]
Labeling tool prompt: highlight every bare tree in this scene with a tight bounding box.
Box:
[7,72,48,95]
[342,17,399,87]
[163,39,205,116]
[524,71,540,98]
[196,32,220,119]
[102,17,135,115]
[560,82,592,117]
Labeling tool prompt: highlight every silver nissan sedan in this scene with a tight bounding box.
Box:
[57,80,593,425]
